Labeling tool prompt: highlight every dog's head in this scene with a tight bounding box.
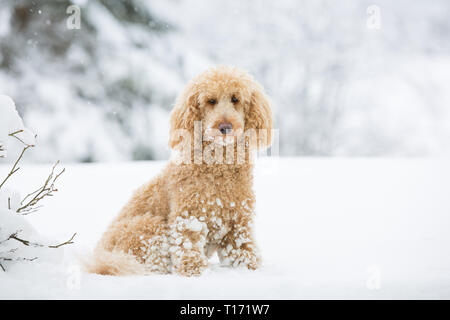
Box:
[169,66,272,150]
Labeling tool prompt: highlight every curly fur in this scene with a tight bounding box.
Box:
[85,66,273,276]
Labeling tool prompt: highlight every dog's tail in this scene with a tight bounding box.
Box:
[82,249,145,276]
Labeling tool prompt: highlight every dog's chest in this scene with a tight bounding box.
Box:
[192,195,253,244]
[173,163,255,242]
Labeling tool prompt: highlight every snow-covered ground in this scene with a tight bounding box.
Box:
[1,158,450,299]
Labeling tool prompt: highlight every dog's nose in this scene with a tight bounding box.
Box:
[218,122,233,134]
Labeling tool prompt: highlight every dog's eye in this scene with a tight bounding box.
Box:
[208,99,217,105]
[231,95,239,104]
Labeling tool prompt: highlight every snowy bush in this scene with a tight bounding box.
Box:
[0,95,75,271]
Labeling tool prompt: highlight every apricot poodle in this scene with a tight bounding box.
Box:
[86,66,273,276]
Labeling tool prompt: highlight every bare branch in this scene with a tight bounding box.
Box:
[0,256,38,272]
[0,130,37,190]
[8,231,77,249]
[48,233,77,248]
[0,144,32,190]
[0,130,75,272]
[0,256,38,262]
[8,130,24,137]
[8,130,36,148]
[20,206,43,216]
[17,161,65,214]
[0,231,76,271]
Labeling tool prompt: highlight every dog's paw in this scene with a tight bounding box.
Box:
[172,251,208,276]
[220,246,261,270]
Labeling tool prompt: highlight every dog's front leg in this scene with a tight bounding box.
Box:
[218,218,261,270]
[168,212,209,276]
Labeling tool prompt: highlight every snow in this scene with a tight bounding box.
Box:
[186,217,204,233]
[0,95,36,155]
[1,158,450,299]
[0,206,27,239]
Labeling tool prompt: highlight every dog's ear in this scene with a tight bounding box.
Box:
[245,84,273,150]
[168,89,199,149]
